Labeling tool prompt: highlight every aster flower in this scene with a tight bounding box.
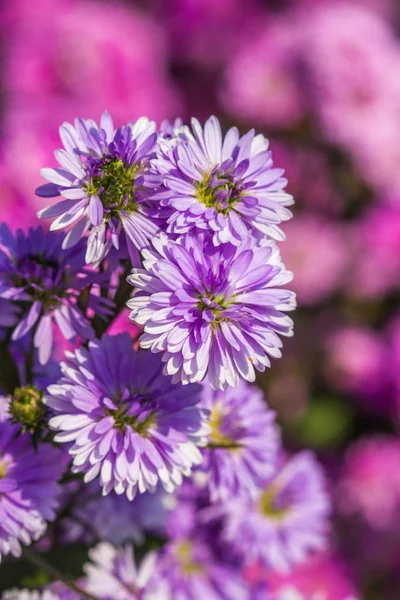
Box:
[0,397,66,562]
[44,333,210,499]
[153,538,249,600]
[127,234,295,390]
[0,225,113,364]
[83,542,157,600]
[223,452,330,572]
[64,481,170,546]
[2,587,80,600]
[35,112,160,263]
[152,115,293,245]
[200,380,280,501]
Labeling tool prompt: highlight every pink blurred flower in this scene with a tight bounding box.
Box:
[273,143,344,216]
[280,215,347,305]
[337,436,400,531]
[163,0,262,67]
[346,202,400,298]
[246,553,359,600]
[302,2,400,195]
[324,326,393,413]
[2,0,181,202]
[222,17,304,128]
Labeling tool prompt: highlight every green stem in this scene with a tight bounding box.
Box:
[0,339,20,394]
[92,260,133,338]
[23,549,98,600]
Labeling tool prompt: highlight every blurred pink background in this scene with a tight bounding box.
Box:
[1,0,400,597]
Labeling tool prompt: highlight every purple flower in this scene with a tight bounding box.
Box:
[83,542,157,600]
[223,452,330,572]
[154,538,249,600]
[0,225,113,364]
[63,480,170,546]
[0,397,66,562]
[127,234,295,390]
[152,115,293,245]
[2,587,79,600]
[200,380,280,501]
[44,334,210,499]
[36,112,160,263]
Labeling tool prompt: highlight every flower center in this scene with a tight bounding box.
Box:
[259,484,290,521]
[10,386,47,434]
[0,460,6,479]
[86,157,141,214]
[208,405,238,448]
[175,541,205,576]
[195,171,242,214]
[108,392,157,435]
[14,254,66,310]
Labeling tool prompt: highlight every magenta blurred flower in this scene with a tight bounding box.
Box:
[247,552,360,600]
[280,215,347,305]
[2,0,180,199]
[324,326,393,413]
[346,203,400,298]
[337,436,400,531]
[222,17,305,128]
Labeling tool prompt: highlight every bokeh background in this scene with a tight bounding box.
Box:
[1,0,400,598]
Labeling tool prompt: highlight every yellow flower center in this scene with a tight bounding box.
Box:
[175,541,205,576]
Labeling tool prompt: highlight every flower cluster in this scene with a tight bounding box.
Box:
[0,111,334,600]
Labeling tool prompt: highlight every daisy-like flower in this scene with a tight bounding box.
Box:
[0,225,113,364]
[44,334,210,499]
[0,397,66,562]
[36,112,159,263]
[127,234,295,390]
[84,542,157,600]
[200,381,280,501]
[64,481,170,546]
[223,452,330,572]
[153,538,250,600]
[2,587,79,600]
[152,115,293,245]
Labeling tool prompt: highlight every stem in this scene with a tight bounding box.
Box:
[92,260,133,338]
[0,339,20,394]
[23,549,98,600]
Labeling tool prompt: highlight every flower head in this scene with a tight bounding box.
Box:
[154,537,249,600]
[45,333,210,499]
[0,225,112,364]
[0,397,66,562]
[200,380,280,501]
[84,542,157,600]
[224,452,330,572]
[2,587,79,600]
[64,480,170,546]
[153,115,293,245]
[36,112,160,263]
[128,234,295,390]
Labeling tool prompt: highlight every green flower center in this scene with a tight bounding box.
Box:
[195,172,242,214]
[86,158,141,214]
[208,405,237,448]
[107,392,156,436]
[259,484,289,521]
[10,386,47,434]
[175,541,205,576]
